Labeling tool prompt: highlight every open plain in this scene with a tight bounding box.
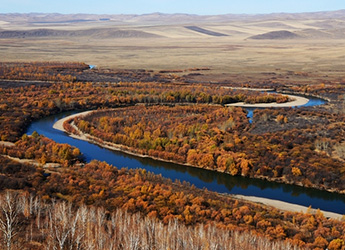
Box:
[1,12,345,85]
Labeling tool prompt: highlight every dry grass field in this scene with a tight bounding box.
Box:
[1,11,345,84]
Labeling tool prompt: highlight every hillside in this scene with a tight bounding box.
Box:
[249,30,300,40]
[0,28,161,39]
[2,11,345,74]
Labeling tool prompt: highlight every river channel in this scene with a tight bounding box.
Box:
[26,96,345,215]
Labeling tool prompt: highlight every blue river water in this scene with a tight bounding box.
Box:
[26,96,345,214]
[246,95,328,122]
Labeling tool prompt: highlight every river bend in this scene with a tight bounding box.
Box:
[26,96,345,215]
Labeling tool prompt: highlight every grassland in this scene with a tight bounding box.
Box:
[1,12,345,86]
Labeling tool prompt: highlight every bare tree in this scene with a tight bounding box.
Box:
[49,202,73,250]
[0,191,305,250]
[73,205,87,250]
[0,191,22,250]
[315,138,332,155]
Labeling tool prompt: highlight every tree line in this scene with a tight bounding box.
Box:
[0,191,304,250]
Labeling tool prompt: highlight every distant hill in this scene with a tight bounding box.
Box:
[1,10,345,25]
[0,28,161,39]
[1,10,345,40]
[249,30,300,40]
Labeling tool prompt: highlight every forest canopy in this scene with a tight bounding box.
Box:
[1,62,345,249]
[69,104,345,193]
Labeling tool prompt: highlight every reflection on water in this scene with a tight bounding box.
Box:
[26,108,345,214]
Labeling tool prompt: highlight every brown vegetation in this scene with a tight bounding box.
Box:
[0,62,288,141]
[0,191,302,250]
[0,61,345,249]
[70,105,345,193]
[0,132,81,165]
[0,153,345,249]
[0,62,88,82]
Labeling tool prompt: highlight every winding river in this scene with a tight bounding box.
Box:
[25,96,345,215]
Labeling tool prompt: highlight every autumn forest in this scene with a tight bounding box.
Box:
[1,62,345,249]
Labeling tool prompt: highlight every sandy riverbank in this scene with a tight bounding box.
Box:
[53,110,93,132]
[233,195,343,220]
[53,110,155,159]
[53,110,344,220]
[226,94,309,108]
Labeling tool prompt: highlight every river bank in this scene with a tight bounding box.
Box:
[232,195,343,220]
[226,94,309,108]
[52,110,93,138]
[53,109,167,160]
[53,111,344,220]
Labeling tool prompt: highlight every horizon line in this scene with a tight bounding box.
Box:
[1,8,345,16]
